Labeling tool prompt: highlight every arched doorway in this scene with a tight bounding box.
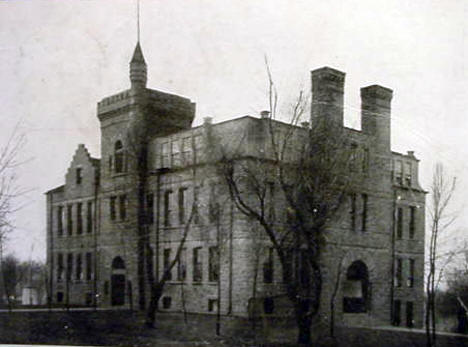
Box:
[111,256,126,306]
[343,260,369,313]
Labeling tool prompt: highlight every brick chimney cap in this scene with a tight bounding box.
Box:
[311,66,346,80]
[361,85,393,100]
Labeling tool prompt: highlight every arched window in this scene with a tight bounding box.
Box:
[343,260,369,313]
[114,141,124,173]
[112,256,125,270]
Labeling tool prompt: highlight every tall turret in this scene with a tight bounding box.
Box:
[130,42,147,89]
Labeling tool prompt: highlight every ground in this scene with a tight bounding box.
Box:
[0,309,467,346]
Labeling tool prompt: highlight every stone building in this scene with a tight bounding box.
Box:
[46,42,425,328]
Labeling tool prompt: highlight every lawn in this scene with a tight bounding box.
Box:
[0,310,467,346]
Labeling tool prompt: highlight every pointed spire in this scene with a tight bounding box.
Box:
[131,42,146,64]
[130,42,147,89]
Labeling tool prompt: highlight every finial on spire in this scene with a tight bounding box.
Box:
[137,0,140,42]
[130,0,147,89]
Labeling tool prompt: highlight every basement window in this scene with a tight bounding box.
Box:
[264,297,274,314]
[208,299,218,312]
[162,296,172,309]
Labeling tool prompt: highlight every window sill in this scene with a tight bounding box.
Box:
[167,280,187,284]
[111,173,128,178]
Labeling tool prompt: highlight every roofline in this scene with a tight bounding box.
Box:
[45,185,65,195]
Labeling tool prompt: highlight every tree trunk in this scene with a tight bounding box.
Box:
[146,283,163,327]
[296,299,312,345]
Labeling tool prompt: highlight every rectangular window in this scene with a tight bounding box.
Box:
[349,144,358,171]
[86,252,92,281]
[67,205,73,235]
[57,253,63,281]
[76,168,82,185]
[362,148,369,172]
[110,196,116,221]
[193,187,201,225]
[178,187,187,224]
[87,201,93,233]
[264,297,274,314]
[164,190,172,227]
[57,292,64,303]
[408,259,415,288]
[181,137,192,165]
[395,160,403,185]
[162,296,171,309]
[177,248,187,281]
[406,301,414,327]
[396,258,402,287]
[76,253,82,280]
[392,300,401,326]
[171,141,180,167]
[350,193,356,231]
[267,182,276,222]
[193,135,203,163]
[263,247,274,284]
[66,253,73,281]
[163,248,172,281]
[57,206,63,236]
[193,247,202,282]
[209,184,219,223]
[409,206,416,239]
[209,246,219,282]
[161,142,170,168]
[146,193,154,225]
[85,293,93,306]
[119,195,126,220]
[405,162,412,186]
[208,299,218,312]
[397,208,403,239]
[77,203,83,235]
[361,194,368,232]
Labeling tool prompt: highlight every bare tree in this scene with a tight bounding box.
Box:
[444,253,468,334]
[0,126,25,234]
[0,253,19,310]
[0,126,25,311]
[145,203,196,327]
[329,250,346,339]
[426,163,457,347]
[208,66,362,345]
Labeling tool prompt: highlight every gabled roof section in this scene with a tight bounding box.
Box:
[68,144,98,169]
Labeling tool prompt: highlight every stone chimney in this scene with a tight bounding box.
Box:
[361,85,393,152]
[260,110,270,119]
[311,67,345,128]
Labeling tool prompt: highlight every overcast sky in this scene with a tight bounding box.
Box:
[0,0,467,261]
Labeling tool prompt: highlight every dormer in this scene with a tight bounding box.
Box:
[391,151,423,191]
